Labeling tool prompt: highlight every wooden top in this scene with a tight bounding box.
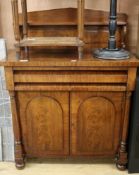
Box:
[19,8,127,26]
[0,50,139,67]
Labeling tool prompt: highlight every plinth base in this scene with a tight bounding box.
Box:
[94,48,130,60]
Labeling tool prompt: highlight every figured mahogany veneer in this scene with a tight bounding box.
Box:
[1,50,139,170]
[1,7,138,171]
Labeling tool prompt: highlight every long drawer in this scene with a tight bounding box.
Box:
[14,70,128,84]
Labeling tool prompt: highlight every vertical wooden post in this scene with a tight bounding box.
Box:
[78,0,84,40]
[10,91,25,169]
[77,0,84,59]
[21,0,29,59]
[121,26,127,49]
[11,0,20,41]
[21,0,28,38]
[116,92,132,171]
[5,67,25,169]
[11,0,21,60]
[116,68,137,170]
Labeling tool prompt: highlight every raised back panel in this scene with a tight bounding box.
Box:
[19,8,127,50]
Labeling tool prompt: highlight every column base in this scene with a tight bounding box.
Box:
[93,48,130,60]
[116,163,126,171]
[15,159,25,170]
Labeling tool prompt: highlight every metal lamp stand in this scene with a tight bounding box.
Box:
[94,0,130,60]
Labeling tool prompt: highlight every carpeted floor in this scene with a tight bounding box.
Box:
[0,161,139,175]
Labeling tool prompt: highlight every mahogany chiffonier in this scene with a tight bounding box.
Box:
[0,51,139,170]
[1,4,138,171]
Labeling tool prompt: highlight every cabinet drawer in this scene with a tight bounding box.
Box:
[14,70,128,84]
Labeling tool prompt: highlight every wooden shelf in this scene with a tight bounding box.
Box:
[16,37,84,47]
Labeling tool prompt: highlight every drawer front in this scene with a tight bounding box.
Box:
[14,70,128,84]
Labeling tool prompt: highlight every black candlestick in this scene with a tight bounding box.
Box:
[94,0,130,60]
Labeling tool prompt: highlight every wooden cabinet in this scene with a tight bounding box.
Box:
[1,51,139,170]
[0,5,138,171]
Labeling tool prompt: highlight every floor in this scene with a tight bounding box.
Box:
[0,160,139,175]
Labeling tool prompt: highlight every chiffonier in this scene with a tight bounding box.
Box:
[0,50,139,171]
[1,5,139,171]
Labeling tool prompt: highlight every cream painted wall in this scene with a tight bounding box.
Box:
[0,0,138,52]
[0,0,15,49]
[18,0,111,12]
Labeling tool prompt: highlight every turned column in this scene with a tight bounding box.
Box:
[116,92,132,170]
[94,0,130,60]
[10,91,25,169]
[116,68,137,170]
[5,67,25,170]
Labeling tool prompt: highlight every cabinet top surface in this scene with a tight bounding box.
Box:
[0,50,139,68]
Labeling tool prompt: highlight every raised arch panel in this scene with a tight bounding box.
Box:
[77,97,115,153]
[17,92,69,157]
[71,92,124,156]
[26,96,63,154]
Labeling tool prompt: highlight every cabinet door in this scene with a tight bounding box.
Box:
[71,92,125,156]
[17,92,69,157]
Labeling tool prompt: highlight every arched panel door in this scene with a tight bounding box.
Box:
[17,92,69,157]
[71,92,124,156]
